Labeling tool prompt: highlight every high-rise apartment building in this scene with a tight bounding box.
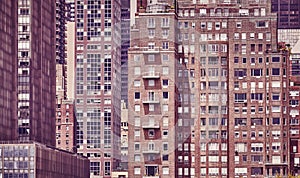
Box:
[121,0,130,104]
[288,40,300,176]
[17,0,56,146]
[0,1,18,141]
[128,0,290,177]
[74,0,121,177]
[0,1,90,177]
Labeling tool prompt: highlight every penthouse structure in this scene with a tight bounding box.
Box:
[128,0,290,177]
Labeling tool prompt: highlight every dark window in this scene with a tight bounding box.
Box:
[162,80,168,86]
[234,57,239,63]
[272,68,280,76]
[272,57,280,62]
[272,118,280,125]
[135,92,140,99]
[162,154,169,161]
[163,92,168,99]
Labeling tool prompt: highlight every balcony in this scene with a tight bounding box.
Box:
[142,97,159,104]
[142,150,160,154]
[142,72,160,79]
[143,176,159,178]
[141,47,160,54]
[142,123,160,129]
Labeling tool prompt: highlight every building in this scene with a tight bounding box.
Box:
[128,1,178,177]
[0,0,18,141]
[56,100,77,152]
[271,0,300,29]
[0,1,90,177]
[120,101,128,170]
[289,40,300,176]
[121,0,130,105]
[128,0,290,177]
[17,0,56,146]
[74,0,122,177]
[55,0,77,153]
[0,141,89,178]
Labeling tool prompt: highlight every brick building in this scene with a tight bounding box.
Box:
[56,100,77,152]
[271,0,300,29]
[289,40,300,176]
[128,0,290,177]
[74,0,122,177]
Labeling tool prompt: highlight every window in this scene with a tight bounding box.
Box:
[162,154,169,161]
[134,154,141,161]
[162,67,169,75]
[256,21,267,28]
[235,93,247,102]
[161,18,169,27]
[272,118,280,125]
[148,142,155,150]
[162,54,169,61]
[134,105,140,112]
[148,54,155,62]
[272,93,280,101]
[241,44,246,54]
[147,18,155,28]
[148,29,155,37]
[251,69,263,76]
[163,92,169,99]
[162,167,169,175]
[148,80,155,86]
[235,118,247,126]
[209,118,218,126]
[251,93,263,100]
[135,143,140,151]
[162,42,169,49]
[163,105,168,112]
[135,117,140,126]
[134,167,141,175]
[134,92,140,99]
[163,143,168,151]
[272,68,280,76]
[236,22,242,28]
[134,67,140,75]
[234,57,239,63]
[234,44,239,52]
[162,79,168,86]
[134,129,140,138]
[134,80,140,87]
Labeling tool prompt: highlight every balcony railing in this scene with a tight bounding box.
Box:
[142,150,160,154]
[142,123,160,129]
[142,72,160,79]
[143,96,160,104]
